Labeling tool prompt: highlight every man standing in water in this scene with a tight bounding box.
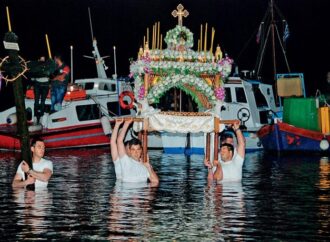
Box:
[110,119,159,184]
[205,122,246,182]
[12,137,53,188]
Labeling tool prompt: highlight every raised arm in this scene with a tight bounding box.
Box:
[117,120,133,158]
[233,121,245,158]
[110,120,123,161]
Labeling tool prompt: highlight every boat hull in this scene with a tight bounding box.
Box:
[257,122,330,153]
[0,124,111,150]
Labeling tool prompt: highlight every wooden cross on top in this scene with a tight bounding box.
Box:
[171,4,189,26]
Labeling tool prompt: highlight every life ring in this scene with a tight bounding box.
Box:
[119,91,135,109]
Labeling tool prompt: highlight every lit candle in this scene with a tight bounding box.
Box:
[204,23,208,52]
[6,6,12,32]
[45,34,52,59]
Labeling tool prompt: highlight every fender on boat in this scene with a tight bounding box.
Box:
[6,113,17,125]
[101,116,112,136]
[28,124,43,132]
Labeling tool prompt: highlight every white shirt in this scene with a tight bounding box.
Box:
[114,158,122,180]
[16,158,53,188]
[220,153,244,182]
[120,155,150,183]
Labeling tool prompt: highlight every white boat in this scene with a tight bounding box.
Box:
[0,38,136,150]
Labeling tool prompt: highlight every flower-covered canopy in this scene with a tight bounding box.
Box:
[130,23,233,110]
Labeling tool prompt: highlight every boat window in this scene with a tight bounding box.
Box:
[76,104,100,121]
[111,84,116,92]
[224,87,232,102]
[107,102,131,116]
[235,87,247,103]
[84,82,95,90]
[252,84,268,107]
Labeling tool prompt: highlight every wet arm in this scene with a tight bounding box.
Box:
[213,163,223,181]
[111,122,122,161]
[28,168,52,182]
[118,120,132,158]
[12,173,35,188]
[145,163,159,185]
[234,123,246,158]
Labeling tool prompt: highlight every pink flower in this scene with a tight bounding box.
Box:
[138,86,145,100]
[215,87,225,101]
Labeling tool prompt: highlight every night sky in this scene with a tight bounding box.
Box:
[0,0,329,110]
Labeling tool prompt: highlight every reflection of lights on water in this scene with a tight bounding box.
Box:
[318,156,330,192]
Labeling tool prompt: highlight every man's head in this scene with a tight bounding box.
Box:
[220,132,234,145]
[220,143,234,162]
[30,137,45,159]
[128,138,142,161]
[54,54,64,66]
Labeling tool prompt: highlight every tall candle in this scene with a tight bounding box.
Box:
[160,34,163,50]
[6,6,12,32]
[204,23,208,52]
[157,22,160,49]
[210,28,215,53]
[147,28,149,48]
[200,24,203,52]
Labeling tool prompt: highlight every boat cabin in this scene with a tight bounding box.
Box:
[220,77,277,131]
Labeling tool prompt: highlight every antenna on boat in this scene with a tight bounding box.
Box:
[70,45,74,83]
[84,7,109,79]
[88,7,94,42]
[254,0,291,80]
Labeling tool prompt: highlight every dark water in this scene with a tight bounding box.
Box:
[1,148,329,241]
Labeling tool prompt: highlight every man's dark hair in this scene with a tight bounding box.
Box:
[124,139,131,147]
[128,138,142,148]
[31,137,44,147]
[220,143,234,152]
[220,132,233,143]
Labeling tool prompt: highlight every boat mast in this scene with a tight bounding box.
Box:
[86,7,108,79]
[254,0,291,80]
[270,0,277,80]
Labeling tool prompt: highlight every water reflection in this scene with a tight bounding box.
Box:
[0,149,329,240]
[318,156,330,237]
[108,181,157,240]
[12,188,52,239]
